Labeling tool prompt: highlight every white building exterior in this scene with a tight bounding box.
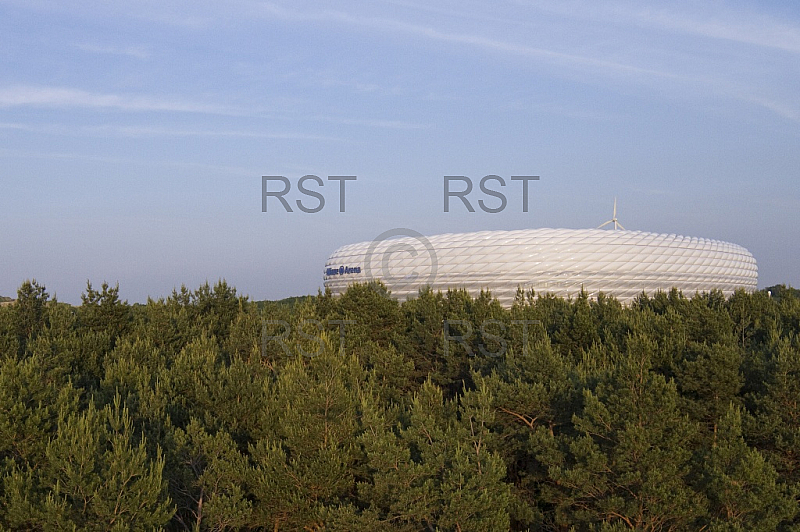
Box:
[323,228,758,306]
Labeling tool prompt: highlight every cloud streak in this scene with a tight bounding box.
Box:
[618,4,800,54]
[75,43,150,59]
[0,86,229,114]
[254,2,676,80]
[251,2,799,123]
[511,1,800,54]
[0,121,346,140]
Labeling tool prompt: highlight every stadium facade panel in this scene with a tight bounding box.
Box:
[323,228,758,306]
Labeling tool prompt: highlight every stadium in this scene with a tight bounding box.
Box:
[323,224,758,306]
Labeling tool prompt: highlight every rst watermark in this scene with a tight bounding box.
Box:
[444,175,539,213]
[260,174,540,213]
[443,319,542,357]
[262,319,356,358]
[261,317,543,359]
[262,175,357,213]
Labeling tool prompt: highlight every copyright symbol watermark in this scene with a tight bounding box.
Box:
[364,228,438,295]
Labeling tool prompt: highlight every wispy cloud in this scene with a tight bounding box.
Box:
[0,118,425,141]
[0,85,429,129]
[0,86,229,114]
[314,116,429,129]
[520,1,800,55]
[99,125,343,140]
[254,2,675,80]
[0,121,344,141]
[737,95,800,124]
[75,43,150,59]
[253,2,799,123]
[0,147,259,177]
[620,4,800,54]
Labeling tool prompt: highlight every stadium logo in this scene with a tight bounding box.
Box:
[325,265,362,276]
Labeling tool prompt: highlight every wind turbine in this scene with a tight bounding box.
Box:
[598,198,625,230]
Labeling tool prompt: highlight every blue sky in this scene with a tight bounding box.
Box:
[1,0,798,303]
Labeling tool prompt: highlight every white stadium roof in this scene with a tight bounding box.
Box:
[323,228,758,306]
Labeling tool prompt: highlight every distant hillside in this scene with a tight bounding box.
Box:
[253,295,312,310]
[0,296,13,306]
[763,284,800,301]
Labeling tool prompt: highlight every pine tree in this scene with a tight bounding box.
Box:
[702,404,797,530]
[676,342,744,434]
[400,286,447,385]
[748,337,800,501]
[0,304,17,360]
[164,333,267,446]
[190,280,245,341]
[170,419,252,531]
[14,279,49,354]
[0,352,80,472]
[249,344,365,530]
[5,397,173,530]
[542,348,705,530]
[80,281,132,344]
[471,335,572,528]
[356,380,513,531]
[553,291,601,357]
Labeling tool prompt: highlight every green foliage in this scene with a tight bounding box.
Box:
[355,380,512,531]
[80,281,132,344]
[13,279,49,354]
[748,337,800,488]
[702,404,797,530]
[543,350,705,530]
[1,279,798,531]
[0,305,18,360]
[170,419,252,531]
[249,345,365,530]
[0,354,80,469]
[676,342,744,432]
[3,397,172,531]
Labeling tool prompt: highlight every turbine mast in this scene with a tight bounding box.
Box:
[597,197,626,230]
